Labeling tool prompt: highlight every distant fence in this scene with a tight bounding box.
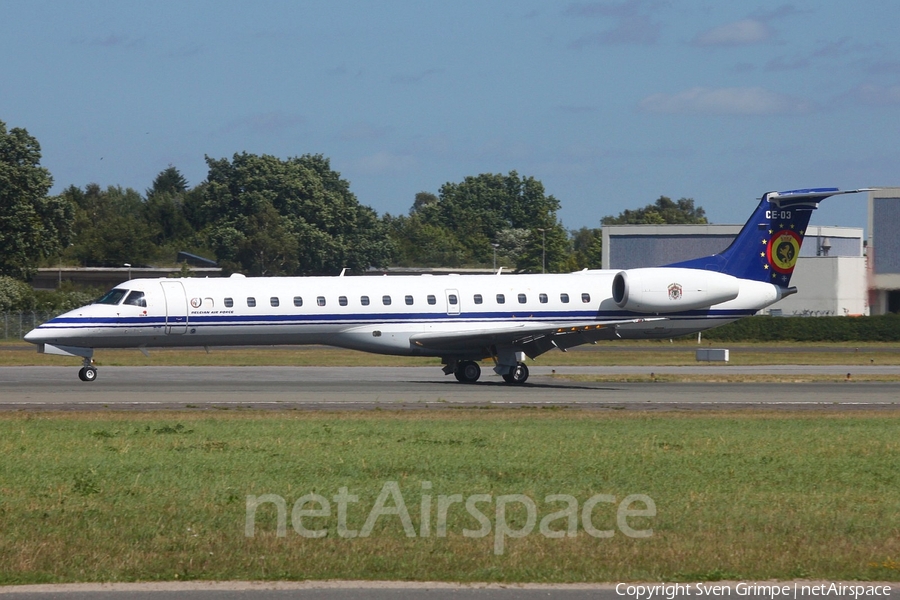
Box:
[1,312,62,341]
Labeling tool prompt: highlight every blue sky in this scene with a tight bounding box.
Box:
[2,1,898,232]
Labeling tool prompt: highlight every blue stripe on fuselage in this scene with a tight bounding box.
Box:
[34,308,755,331]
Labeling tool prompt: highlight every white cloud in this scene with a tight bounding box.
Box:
[355,151,416,174]
[390,68,444,84]
[638,87,812,115]
[338,122,390,141]
[847,84,900,106]
[219,111,305,134]
[569,14,660,47]
[692,18,771,46]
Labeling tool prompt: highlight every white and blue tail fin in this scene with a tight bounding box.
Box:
[668,188,871,287]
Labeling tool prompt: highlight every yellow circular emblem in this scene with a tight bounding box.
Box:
[767,230,801,274]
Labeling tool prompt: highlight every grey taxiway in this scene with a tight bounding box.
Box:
[1,364,898,411]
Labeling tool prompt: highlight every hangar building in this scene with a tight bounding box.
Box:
[868,188,900,314]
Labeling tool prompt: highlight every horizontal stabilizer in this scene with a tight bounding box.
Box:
[766,188,876,209]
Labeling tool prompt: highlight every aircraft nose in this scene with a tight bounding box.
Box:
[24,323,56,344]
[23,327,41,344]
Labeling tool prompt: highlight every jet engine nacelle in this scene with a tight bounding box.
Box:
[612,268,741,313]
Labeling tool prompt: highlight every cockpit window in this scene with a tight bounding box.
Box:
[123,291,147,307]
[95,289,128,305]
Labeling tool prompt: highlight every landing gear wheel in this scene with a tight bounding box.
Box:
[78,366,98,382]
[502,363,529,384]
[454,360,481,383]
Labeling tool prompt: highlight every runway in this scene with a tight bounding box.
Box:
[1,365,899,411]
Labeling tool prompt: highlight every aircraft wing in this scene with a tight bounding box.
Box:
[409,317,665,359]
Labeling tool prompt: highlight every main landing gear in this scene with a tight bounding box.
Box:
[444,359,529,384]
[501,362,529,384]
[454,360,481,383]
[78,357,98,382]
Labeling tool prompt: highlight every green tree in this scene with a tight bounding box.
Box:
[517,223,572,273]
[200,153,393,275]
[62,184,157,267]
[570,227,603,269]
[0,120,74,279]
[0,276,36,311]
[601,196,707,225]
[410,171,566,269]
[410,191,438,215]
[146,165,188,197]
[384,214,468,267]
[208,203,299,275]
[144,166,194,248]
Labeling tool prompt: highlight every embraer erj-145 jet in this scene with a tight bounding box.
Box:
[25,188,869,384]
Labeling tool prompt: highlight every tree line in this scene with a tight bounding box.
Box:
[1,117,707,300]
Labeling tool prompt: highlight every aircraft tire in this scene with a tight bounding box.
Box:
[502,363,529,384]
[79,366,98,382]
[454,360,481,383]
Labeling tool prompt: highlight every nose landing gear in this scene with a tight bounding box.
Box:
[78,358,98,382]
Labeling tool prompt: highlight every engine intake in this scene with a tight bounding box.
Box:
[612,268,740,313]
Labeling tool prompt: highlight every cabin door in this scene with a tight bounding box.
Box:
[445,289,460,315]
[160,281,188,334]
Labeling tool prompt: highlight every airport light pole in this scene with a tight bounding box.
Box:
[537,228,546,273]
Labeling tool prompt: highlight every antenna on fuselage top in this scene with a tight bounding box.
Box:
[339,268,348,277]
[496,267,504,275]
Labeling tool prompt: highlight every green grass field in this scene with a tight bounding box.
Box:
[1,410,898,584]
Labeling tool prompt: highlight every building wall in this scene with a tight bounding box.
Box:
[868,188,900,314]
[769,256,868,316]
[602,225,741,270]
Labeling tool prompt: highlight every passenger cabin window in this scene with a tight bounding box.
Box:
[339,296,348,306]
[123,291,146,307]
[539,293,548,304]
[96,289,128,305]
[317,296,326,307]
[518,293,527,304]
[582,293,591,303]
[361,295,370,306]
[405,295,414,306]
[247,297,256,308]
[382,295,392,306]
[560,293,570,303]
[293,296,303,307]
[427,295,436,305]
[224,297,234,308]
[448,294,458,305]
[270,297,279,307]
[496,294,505,304]
[474,294,483,304]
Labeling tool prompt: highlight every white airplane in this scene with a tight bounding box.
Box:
[24,188,869,383]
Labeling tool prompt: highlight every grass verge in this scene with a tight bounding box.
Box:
[0,410,897,584]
